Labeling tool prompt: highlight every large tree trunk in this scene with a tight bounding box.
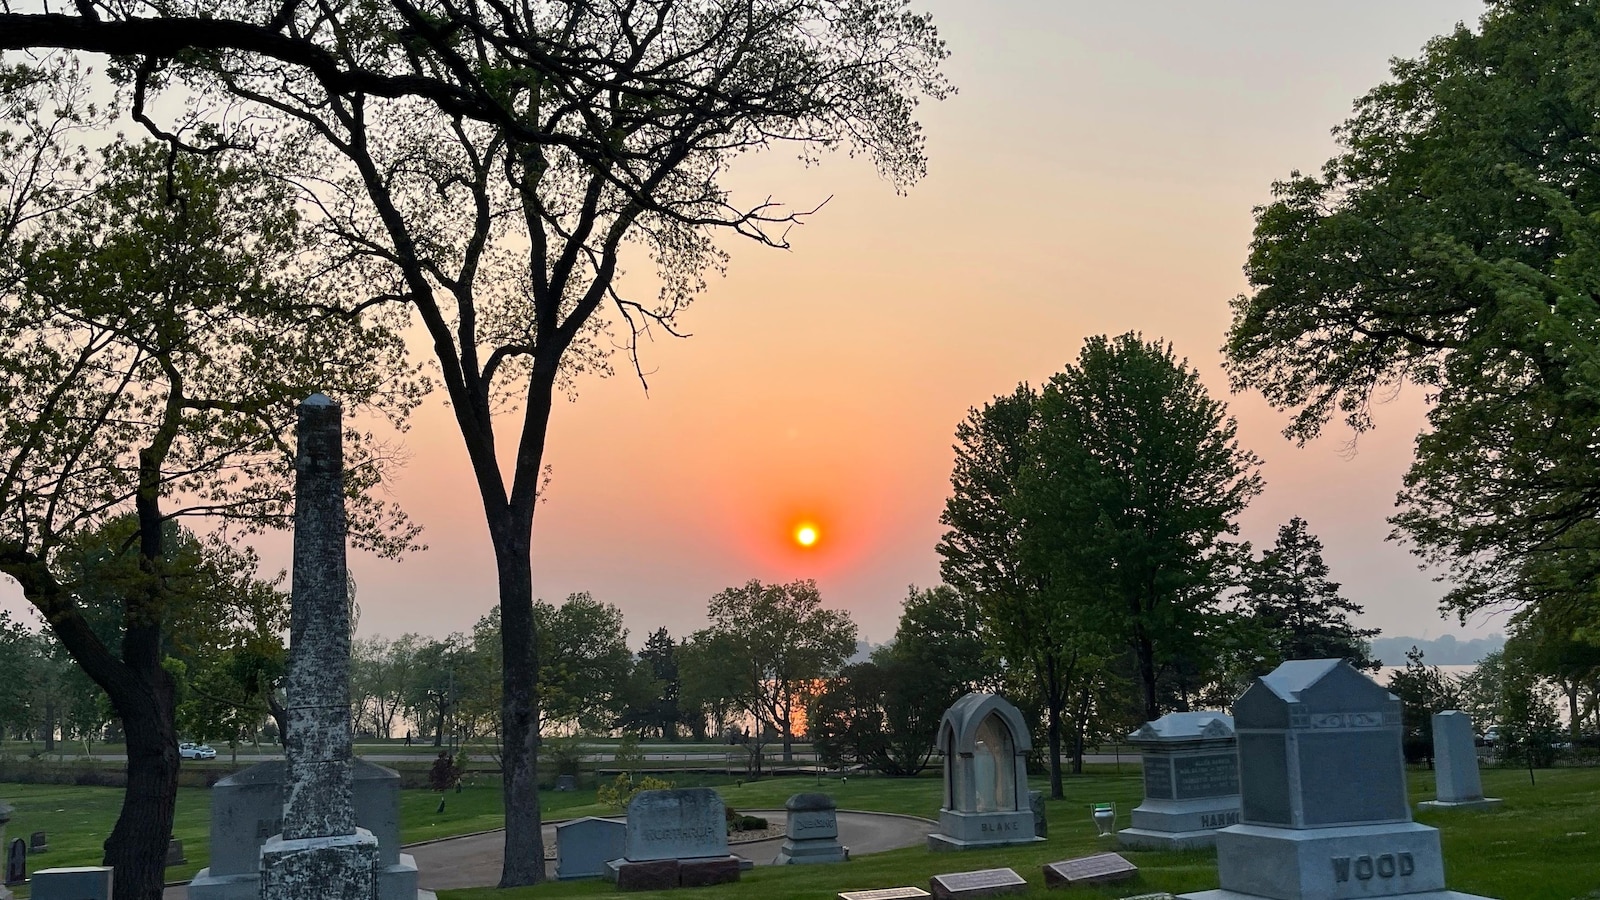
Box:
[42,699,55,752]
[104,678,178,900]
[494,518,543,887]
[1134,629,1158,723]
[1044,655,1064,800]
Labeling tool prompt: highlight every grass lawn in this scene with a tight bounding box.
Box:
[2,763,1597,898]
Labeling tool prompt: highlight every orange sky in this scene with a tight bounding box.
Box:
[1,1,1504,651]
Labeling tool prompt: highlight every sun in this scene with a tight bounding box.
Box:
[794,523,819,548]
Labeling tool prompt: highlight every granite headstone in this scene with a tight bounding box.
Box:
[29,867,111,900]
[1179,659,1494,900]
[838,888,931,900]
[774,793,847,865]
[606,788,741,889]
[555,817,626,880]
[3,838,22,886]
[27,833,44,854]
[927,694,1042,851]
[1419,711,1502,811]
[1119,712,1239,850]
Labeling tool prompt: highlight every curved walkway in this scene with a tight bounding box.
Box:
[162,810,934,897]
[409,810,935,892]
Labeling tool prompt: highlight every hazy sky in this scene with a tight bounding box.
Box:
[1,1,1508,651]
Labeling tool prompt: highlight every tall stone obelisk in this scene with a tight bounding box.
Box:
[260,395,380,900]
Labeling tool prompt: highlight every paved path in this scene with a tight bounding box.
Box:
[162,810,934,897]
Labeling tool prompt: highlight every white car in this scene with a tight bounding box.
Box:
[179,742,217,760]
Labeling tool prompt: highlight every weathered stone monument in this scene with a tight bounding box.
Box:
[774,793,847,865]
[927,693,1042,851]
[555,817,626,880]
[604,788,742,890]
[1180,659,1493,900]
[1418,711,1501,812]
[928,867,1027,900]
[4,837,23,886]
[188,760,423,900]
[1118,711,1239,850]
[257,395,381,900]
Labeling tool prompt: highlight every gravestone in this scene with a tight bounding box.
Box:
[1419,711,1502,811]
[4,838,22,886]
[1028,790,1046,839]
[838,888,931,900]
[1118,711,1239,850]
[189,759,421,900]
[1042,852,1137,888]
[604,788,742,889]
[774,792,847,865]
[30,867,111,900]
[27,833,45,854]
[555,775,578,792]
[555,817,625,880]
[166,838,188,867]
[928,867,1027,900]
[927,694,1043,851]
[1179,659,1494,900]
[254,396,383,900]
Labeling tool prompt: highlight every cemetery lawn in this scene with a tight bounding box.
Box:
[442,765,1600,900]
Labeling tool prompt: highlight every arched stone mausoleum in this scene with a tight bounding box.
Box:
[926,693,1043,851]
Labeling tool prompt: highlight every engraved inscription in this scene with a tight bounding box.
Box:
[1173,754,1238,799]
[1143,760,1173,799]
[793,813,834,833]
[642,826,718,842]
[979,820,1020,834]
[1332,852,1414,883]
[1198,811,1239,829]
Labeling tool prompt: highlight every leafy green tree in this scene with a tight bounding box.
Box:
[1240,518,1378,670]
[624,628,682,740]
[2,3,952,884]
[1387,647,1464,763]
[696,579,857,768]
[678,630,747,742]
[939,384,1097,797]
[537,593,634,733]
[0,80,417,896]
[1224,0,1600,632]
[1021,334,1263,723]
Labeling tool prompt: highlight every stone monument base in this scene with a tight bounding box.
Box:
[1184,883,1491,890]
[927,809,1042,852]
[260,830,381,900]
[1417,798,1503,812]
[1117,826,1224,851]
[1177,822,1494,900]
[194,850,429,900]
[774,837,848,864]
[604,856,744,890]
[1119,797,1240,850]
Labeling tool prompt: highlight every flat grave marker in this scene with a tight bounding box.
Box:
[1042,852,1137,888]
[838,888,931,900]
[929,867,1027,900]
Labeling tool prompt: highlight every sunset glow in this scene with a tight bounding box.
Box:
[795,524,819,548]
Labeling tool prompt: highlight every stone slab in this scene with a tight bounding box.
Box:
[678,856,741,887]
[838,888,930,900]
[30,867,111,900]
[931,808,1038,849]
[1182,892,1493,900]
[625,788,729,861]
[556,817,626,880]
[609,858,680,891]
[1042,852,1137,888]
[1417,798,1504,812]
[1431,712,1487,804]
[929,867,1028,900]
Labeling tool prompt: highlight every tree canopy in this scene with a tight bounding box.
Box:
[1225,0,1600,630]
